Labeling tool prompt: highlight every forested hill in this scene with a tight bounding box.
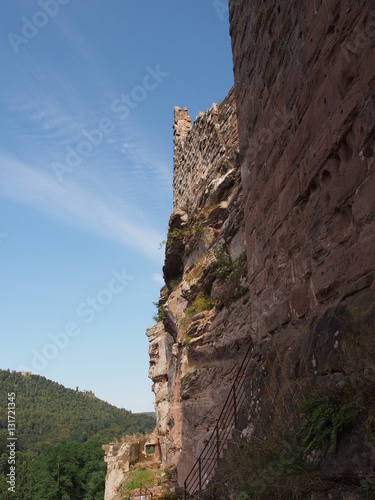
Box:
[0,369,155,452]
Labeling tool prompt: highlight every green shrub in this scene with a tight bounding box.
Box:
[201,385,365,500]
[213,245,234,280]
[364,408,375,444]
[166,274,183,293]
[236,492,251,500]
[297,397,358,455]
[152,297,167,323]
[166,227,190,248]
[179,293,214,335]
[209,433,319,500]
[214,246,247,283]
[213,246,247,306]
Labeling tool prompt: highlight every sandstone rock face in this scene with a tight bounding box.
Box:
[229,0,375,341]
[103,441,136,500]
[146,322,175,440]
[148,89,251,486]
[227,0,375,491]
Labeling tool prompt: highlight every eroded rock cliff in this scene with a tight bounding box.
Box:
[147,88,252,486]
[226,0,375,496]
[148,0,375,496]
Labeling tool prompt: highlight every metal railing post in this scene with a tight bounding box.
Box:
[198,457,202,490]
[233,386,237,427]
[183,341,253,496]
[216,426,220,465]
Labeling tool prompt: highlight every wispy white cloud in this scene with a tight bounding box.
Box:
[0,153,164,260]
[118,132,172,189]
[3,52,172,196]
[52,10,100,69]
[3,80,91,161]
[0,20,172,255]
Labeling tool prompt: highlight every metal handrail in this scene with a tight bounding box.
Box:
[140,483,153,497]
[128,482,153,499]
[184,341,253,499]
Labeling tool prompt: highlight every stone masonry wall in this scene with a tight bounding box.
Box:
[173,88,239,213]
[102,434,160,500]
[229,0,375,341]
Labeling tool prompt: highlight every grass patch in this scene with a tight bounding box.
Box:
[121,466,160,496]
[179,292,214,336]
[213,245,247,305]
[188,293,214,313]
[185,256,206,284]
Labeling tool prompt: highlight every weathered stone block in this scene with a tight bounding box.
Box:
[332,155,367,208]
[344,222,375,283]
[277,170,301,222]
[290,283,310,318]
[264,299,291,333]
[352,173,375,224]
[311,247,346,302]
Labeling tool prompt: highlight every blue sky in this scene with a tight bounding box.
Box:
[0,0,234,413]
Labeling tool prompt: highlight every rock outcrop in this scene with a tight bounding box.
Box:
[148,0,375,495]
[147,88,251,486]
